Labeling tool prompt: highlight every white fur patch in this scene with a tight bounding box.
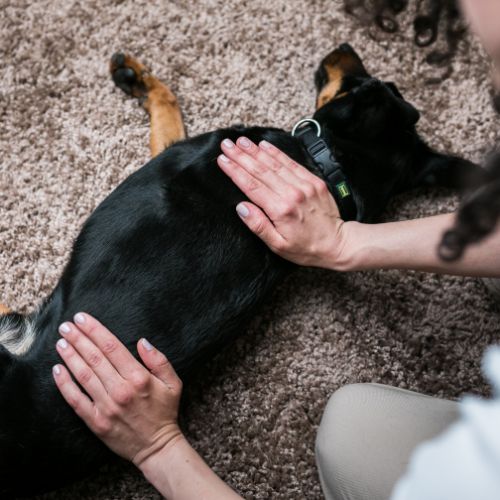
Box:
[0,315,37,356]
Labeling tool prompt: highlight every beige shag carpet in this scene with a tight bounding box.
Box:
[1,0,499,498]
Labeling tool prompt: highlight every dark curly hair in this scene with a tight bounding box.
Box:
[344,0,500,261]
[439,153,500,261]
[344,0,466,83]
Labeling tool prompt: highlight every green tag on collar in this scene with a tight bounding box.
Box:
[336,181,350,199]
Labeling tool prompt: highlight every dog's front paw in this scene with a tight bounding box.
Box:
[110,52,151,100]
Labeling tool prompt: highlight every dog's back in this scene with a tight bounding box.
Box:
[0,127,296,497]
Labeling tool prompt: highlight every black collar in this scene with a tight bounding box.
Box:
[291,118,357,221]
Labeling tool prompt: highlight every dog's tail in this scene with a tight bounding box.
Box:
[0,313,37,358]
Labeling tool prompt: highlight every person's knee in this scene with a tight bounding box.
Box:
[315,383,459,500]
[316,383,359,457]
[315,384,371,500]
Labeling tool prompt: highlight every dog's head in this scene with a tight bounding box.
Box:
[310,43,480,221]
[313,43,420,135]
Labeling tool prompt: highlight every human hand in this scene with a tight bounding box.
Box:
[53,313,184,467]
[217,137,350,270]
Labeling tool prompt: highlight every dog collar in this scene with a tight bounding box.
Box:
[291,118,357,221]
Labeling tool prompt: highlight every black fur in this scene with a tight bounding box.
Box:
[0,44,480,497]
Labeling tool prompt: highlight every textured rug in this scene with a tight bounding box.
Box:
[1,0,499,498]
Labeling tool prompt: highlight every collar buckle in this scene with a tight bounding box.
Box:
[290,117,358,221]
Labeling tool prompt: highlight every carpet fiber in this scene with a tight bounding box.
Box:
[1,0,499,498]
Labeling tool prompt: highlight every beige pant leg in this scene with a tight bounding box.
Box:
[315,384,459,500]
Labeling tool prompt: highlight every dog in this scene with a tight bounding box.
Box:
[0,43,480,497]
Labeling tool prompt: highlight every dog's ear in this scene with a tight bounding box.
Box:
[384,81,421,126]
[415,150,485,190]
[315,43,369,108]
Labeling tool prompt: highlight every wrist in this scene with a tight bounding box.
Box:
[138,431,188,485]
[139,433,242,500]
[135,425,185,470]
[325,221,366,272]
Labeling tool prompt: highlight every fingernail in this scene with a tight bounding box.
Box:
[222,138,234,148]
[53,365,61,376]
[74,313,85,325]
[57,338,68,349]
[239,137,251,149]
[236,203,249,218]
[142,338,154,351]
[219,154,230,163]
[59,322,71,335]
[260,140,272,150]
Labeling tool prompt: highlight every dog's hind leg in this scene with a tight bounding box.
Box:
[110,53,186,157]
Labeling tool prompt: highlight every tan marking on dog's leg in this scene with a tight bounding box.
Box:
[145,86,185,157]
[0,304,11,315]
[110,53,186,157]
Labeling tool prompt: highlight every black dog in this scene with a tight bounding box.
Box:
[0,44,479,497]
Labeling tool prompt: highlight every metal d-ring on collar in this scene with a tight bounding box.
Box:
[290,117,357,221]
[291,118,322,138]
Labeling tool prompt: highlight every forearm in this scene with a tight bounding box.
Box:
[339,213,500,277]
[139,435,242,500]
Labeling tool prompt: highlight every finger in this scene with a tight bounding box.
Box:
[221,138,291,196]
[69,313,146,380]
[235,202,287,252]
[217,154,284,217]
[232,138,327,210]
[137,338,182,390]
[60,320,131,392]
[52,365,111,436]
[259,140,321,184]
[53,364,95,420]
[56,337,110,402]
[235,137,306,190]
